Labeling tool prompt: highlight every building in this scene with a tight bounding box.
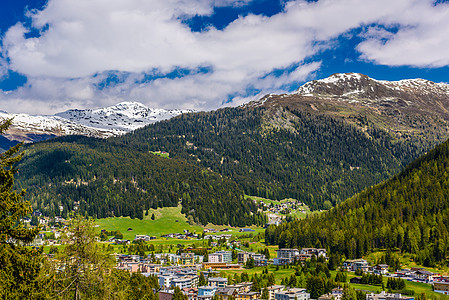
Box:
[236,292,259,300]
[267,285,285,300]
[209,251,233,263]
[373,264,389,275]
[237,252,267,266]
[274,249,300,265]
[182,287,198,300]
[366,291,414,300]
[300,248,327,258]
[275,288,310,300]
[159,275,174,288]
[434,281,449,295]
[238,252,253,264]
[202,262,241,270]
[180,253,195,266]
[412,269,437,282]
[198,286,217,297]
[171,275,199,289]
[215,287,240,300]
[208,277,228,288]
[343,259,369,272]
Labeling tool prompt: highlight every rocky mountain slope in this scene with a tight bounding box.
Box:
[0,101,194,150]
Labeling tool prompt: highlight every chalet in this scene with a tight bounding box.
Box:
[215,286,239,300]
[372,264,389,275]
[412,269,437,282]
[182,287,197,300]
[434,281,449,295]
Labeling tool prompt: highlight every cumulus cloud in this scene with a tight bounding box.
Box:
[357,1,449,67]
[1,0,449,114]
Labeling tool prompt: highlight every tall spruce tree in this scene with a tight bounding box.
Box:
[0,119,42,299]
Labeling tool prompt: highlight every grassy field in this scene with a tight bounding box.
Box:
[149,151,170,158]
[95,205,203,240]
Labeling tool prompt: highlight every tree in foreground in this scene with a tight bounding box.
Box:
[47,214,114,299]
[0,119,43,299]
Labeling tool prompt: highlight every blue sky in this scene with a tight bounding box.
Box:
[1,0,449,114]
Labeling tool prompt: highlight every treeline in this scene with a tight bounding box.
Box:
[265,139,449,266]
[111,106,424,210]
[16,136,265,226]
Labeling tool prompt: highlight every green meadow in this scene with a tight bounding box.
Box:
[95,205,203,240]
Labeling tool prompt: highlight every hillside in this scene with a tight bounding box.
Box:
[16,135,265,227]
[265,138,449,266]
[111,73,449,209]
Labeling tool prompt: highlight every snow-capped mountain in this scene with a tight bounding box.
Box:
[0,101,195,146]
[295,72,449,102]
[56,101,195,133]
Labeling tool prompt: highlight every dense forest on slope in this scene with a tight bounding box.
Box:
[111,106,423,209]
[265,139,449,266]
[16,136,265,226]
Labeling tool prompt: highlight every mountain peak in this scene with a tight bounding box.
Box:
[295,73,449,101]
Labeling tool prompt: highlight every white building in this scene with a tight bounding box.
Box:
[275,288,310,300]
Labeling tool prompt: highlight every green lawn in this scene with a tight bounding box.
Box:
[95,205,203,240]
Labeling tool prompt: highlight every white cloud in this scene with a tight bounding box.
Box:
[357,1,449,67]
[1,0,449,114]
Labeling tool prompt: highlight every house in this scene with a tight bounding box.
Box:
[215,287,239,300]
[343,259,369,272]
[182,287,198,300]
[300,248,327,258]
[434,281,449,295]
[239,228,255,232]
[198,286,217,297]
[412,269,437,282]
[236,291,259,300]
[274,288,310,300]
[366,291,414,300]
[208,277,228,288]
[373,264,389,275]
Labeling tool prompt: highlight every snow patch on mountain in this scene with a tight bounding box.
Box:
[0,101,195,142]
[296,73,449,99]
[56,101,195,132]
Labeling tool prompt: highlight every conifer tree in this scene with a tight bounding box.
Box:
[0,119,42,298]
[47,214,113,299]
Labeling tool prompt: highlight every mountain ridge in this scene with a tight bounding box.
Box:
[0,101,195,148]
